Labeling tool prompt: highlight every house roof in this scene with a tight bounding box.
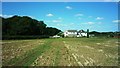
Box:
[79,30,85,32]
[67,30,77,32]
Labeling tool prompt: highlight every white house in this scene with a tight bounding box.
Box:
[64,30,87,37]
[77,30,87,37]
[64,30,77,37]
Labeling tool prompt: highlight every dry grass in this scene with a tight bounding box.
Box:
[2,38,118,66]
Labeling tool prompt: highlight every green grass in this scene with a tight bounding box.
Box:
[2,37,118,66]
[3,39,52,66]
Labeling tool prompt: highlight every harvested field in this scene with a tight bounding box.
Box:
[2,38,119,66]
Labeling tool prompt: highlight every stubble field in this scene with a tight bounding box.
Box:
[2,37,119,66]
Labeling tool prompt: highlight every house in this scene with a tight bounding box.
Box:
[77,30,87,37]
[64,30,77,37]
[64,30,87,37]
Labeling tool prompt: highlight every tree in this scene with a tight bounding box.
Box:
[2,15,61,38]
[57,32,64,37]
[45,27,61,36]
[87,29,89,38]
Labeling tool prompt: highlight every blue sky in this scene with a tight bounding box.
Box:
[2,2,119,32]
[1,0,120,2]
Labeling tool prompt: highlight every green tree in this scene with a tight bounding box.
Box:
[2,15,61,39]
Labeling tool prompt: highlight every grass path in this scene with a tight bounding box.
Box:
[31,39,77,66]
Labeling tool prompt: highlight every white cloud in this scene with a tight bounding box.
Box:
[0,14,36,19]
[52,17,63,23]
[45,20,51,23]
[69,23,74,25]
[56,23,74,27]
[82,22,94,25]
[87,22,94,25]
[75,14,83,17]
[56,24,67,27]
[46,17,63,23]
[66,6,72,9]
[52,20,62,23]
[112,20,120,23]
[46,13,53,17]
[96,17,104,20]
[81,21,103,25]
[0,14,14,18]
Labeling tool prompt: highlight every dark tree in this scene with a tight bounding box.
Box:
[87,29,89,38]
[45,27,61,36]
[2,15,61,39]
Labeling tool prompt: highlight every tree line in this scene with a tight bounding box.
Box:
[1,15,61,39]
[89,31,120,38]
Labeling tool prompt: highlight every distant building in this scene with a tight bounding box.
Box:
[64,30,87,37]
[64,30,77,37]
[77,30,87,37]
[52,35,61,38]
[50,35,61,38]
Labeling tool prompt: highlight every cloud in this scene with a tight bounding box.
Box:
[45,20,61,23]
[81,21,103,25]
[87,22,94,25]
[96,17,104,20]
[82,22,94,25]
[0,14,14,18]
[56,23,74,27]
[46,17,63,23]
[52,20,62,23]
[66,6,72,9]
[0,14,36,19]
[112,20,120,23]
[45,20,51,23]
[69,23,74,25]
[75,14,83,17]
[52,17,63,23]
[56,24,67,27]
[46,13,53,17]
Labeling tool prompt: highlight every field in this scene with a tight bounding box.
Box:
[2,37,119,66]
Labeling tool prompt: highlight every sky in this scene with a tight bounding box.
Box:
[1,0,120,2]
[1,2,119,32]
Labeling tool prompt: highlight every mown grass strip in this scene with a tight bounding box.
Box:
[54,49,60,66]
[53,41,63,66]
